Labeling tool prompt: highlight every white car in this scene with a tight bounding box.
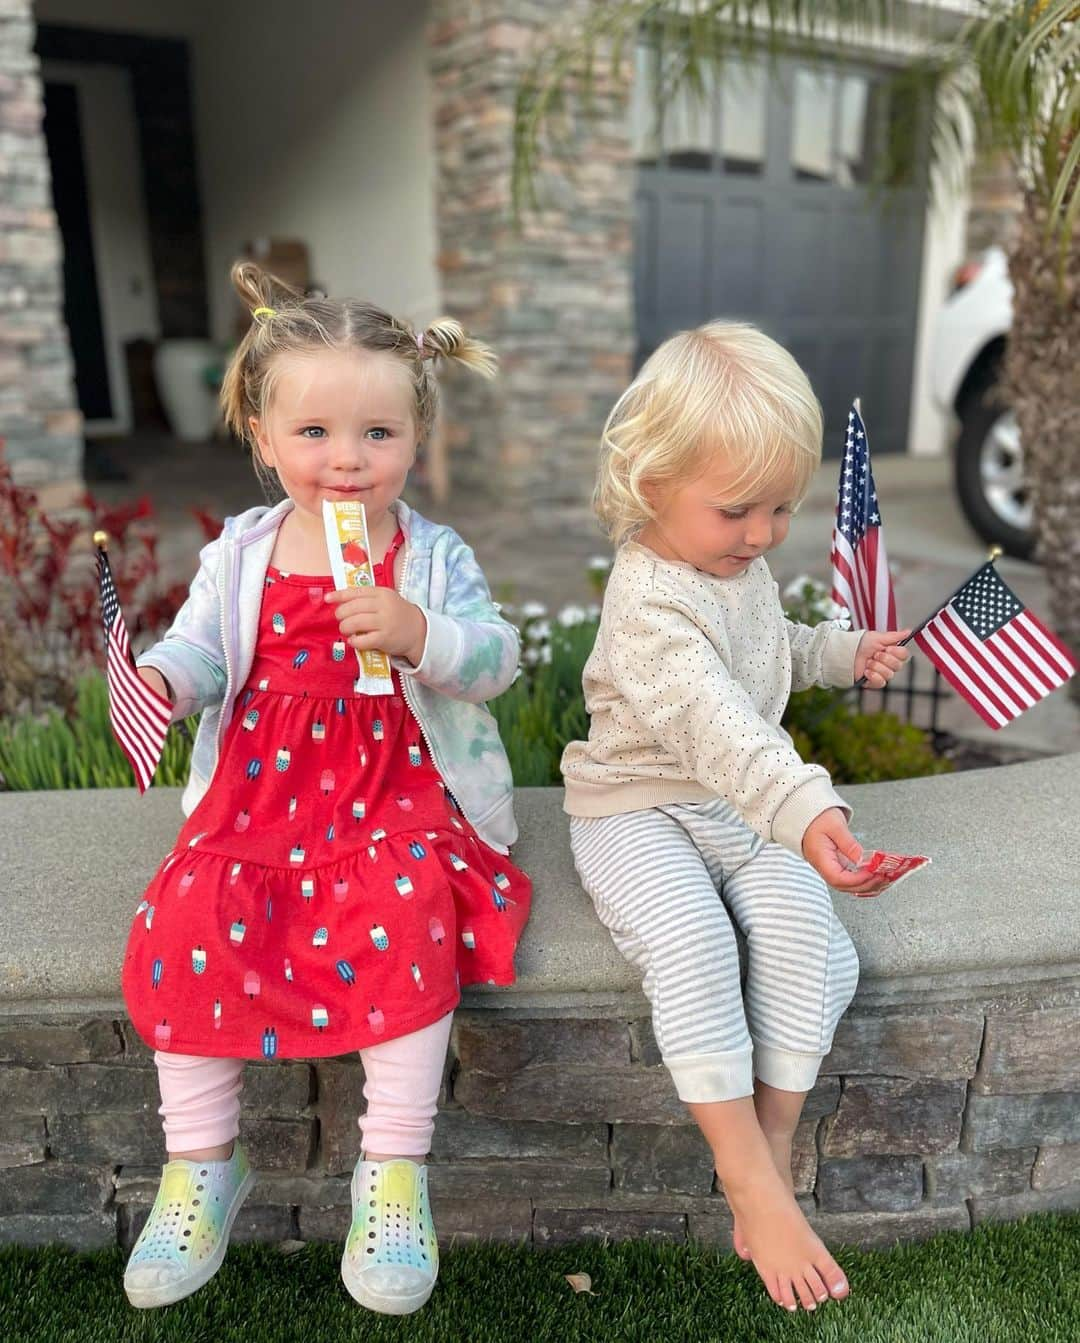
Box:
[931,245,1033,559]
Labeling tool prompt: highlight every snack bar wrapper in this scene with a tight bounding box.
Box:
[322,499,394,696]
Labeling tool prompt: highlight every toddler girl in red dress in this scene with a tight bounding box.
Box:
[122,262,531,1317]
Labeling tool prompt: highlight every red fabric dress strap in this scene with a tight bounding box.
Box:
[375,528,406,588]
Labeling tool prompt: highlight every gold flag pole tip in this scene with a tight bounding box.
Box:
[93,530,109,548]
[988,546,1003,563]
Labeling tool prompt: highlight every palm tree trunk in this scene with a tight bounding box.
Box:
[1002,191,1080,703]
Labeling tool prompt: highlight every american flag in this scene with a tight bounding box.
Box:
[831,402,898,631]
[914,562,1076,729]
[97,542,171,792]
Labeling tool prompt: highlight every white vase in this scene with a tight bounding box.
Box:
[153,339,218,441]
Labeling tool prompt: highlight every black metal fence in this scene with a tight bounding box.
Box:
[853,657,950,736]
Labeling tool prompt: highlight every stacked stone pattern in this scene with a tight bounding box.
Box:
[0,0,80,487]
[428,0,635,514]
[3,989,1080,1251]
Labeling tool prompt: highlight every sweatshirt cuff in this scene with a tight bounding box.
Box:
[135,651,198,723]
[771,776,851,857]
[822,627,864,687]
[396,606,460,686]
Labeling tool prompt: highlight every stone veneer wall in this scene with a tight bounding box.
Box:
[0,0,81,489]
[428,0,635,516]
[4,982,1080,1252]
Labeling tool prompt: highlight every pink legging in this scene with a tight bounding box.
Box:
[154,1013,453,1158]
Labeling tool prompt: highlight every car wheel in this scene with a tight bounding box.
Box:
[955,389,1036,560]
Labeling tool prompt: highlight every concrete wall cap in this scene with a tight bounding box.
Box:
[1,754,1077,1012]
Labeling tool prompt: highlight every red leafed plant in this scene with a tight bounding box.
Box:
[0,443,221,720]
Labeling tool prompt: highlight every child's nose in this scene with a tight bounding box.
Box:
[745,520,773,550]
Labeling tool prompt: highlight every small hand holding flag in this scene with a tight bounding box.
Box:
[95,531,171,792]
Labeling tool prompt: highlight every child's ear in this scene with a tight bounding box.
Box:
[250,417,272,468]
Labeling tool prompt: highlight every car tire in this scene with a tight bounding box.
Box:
[954,386,1036,560]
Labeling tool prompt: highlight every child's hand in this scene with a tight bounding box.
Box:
[854,629,912,688]
[324,588,427,667]
[802,808,891,896]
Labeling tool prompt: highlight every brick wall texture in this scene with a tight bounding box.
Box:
[3,988,1080,1252]
[0,0,81,488]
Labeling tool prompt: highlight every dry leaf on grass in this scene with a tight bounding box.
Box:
[564,1272,596,1295]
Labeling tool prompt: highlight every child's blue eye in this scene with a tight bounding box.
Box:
[300,426,326,439]
[367,428,390,441]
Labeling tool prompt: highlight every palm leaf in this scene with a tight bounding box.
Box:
[513,0,1080,256]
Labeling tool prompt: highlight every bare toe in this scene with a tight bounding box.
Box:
[815,1251,849,1299]
[803,1263,831,1304]
[795,1271,820,1312]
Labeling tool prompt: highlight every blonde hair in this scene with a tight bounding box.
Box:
[221,262,497,494]
[594,322,823,545]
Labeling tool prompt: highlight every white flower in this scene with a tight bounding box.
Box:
[588,556,612,573]
[526,619,551,644]
[586,603,601,621]
[783,574,820,600]
[522,645,541,667]
[539,644,552,664]
[557,604,588,627]
[521,600,548,620]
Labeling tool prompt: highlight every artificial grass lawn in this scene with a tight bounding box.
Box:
[3,1212,1080,1343]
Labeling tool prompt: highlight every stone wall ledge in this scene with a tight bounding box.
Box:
[2,754,1078,1014]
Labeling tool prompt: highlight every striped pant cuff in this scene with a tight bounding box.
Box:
[665,1048,755,1104]
[752,1040,826,1093]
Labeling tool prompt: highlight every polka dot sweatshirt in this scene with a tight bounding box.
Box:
[560,542,864,856]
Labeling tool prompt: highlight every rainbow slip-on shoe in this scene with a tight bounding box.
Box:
[123,1142,255,1309]
[341,1157,439,1315]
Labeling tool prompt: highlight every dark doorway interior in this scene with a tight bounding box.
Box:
[42,79,112,423]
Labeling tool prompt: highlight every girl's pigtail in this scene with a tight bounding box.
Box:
[220,262,303,443]
[418,318,497,380]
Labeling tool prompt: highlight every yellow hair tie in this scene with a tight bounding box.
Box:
[253,306,276,319]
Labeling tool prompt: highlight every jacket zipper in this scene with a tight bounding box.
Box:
[214,542,234,757]
[395,534,481,832]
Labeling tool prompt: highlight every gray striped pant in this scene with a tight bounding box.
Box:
[570,800,859,1103]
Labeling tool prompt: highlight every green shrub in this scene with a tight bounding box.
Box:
[0,674,194,791]
[785,687,951,784]
[490,622,593,786]
[0,576,951,792]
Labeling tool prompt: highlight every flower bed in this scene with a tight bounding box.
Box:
[0,446,951,792]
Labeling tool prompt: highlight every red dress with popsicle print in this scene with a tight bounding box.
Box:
[122,530,531,1059]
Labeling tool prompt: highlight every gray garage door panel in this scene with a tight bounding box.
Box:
[634,55,927,457]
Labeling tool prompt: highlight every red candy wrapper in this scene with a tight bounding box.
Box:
[846,849,931,896]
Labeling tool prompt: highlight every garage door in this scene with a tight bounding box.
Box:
[633,52,928,456]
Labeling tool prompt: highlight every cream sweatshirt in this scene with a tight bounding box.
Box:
[560,542,864,856]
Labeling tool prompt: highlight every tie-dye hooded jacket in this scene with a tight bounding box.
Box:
[136,497,521,851]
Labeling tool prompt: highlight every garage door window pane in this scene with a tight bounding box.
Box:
[663,60,716,169]
[720,61,765,175]
[792,67,835,181]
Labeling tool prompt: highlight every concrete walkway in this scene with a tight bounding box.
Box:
[90,434,1079,756]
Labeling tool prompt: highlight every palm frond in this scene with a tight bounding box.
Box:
[512,0,909,216]
[513,0,1080,256]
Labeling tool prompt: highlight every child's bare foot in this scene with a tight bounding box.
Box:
[724,1165,848,1313]
[728,1128,793,1260]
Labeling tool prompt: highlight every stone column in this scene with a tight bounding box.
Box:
[0,0,81,494]
[428,0,634,520]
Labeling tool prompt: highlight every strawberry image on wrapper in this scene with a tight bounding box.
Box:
[322,499,393,694]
